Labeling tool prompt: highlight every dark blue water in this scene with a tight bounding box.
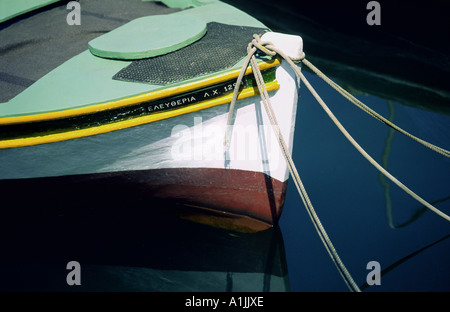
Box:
[279,70,450,291]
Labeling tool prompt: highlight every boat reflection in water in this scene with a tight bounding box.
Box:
[0,198,289,292]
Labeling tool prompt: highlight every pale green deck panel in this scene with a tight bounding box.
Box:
[88,15,207,60]
[142,0,218,10]
[0,51,151,116]
[0,1,267,117]
[0,0,60,23]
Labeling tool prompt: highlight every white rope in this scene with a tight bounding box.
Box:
[234,34,450,222]
[225,33,450,291]
[226,35,362,292]
[301,58,450,158]
[295,63,450,222]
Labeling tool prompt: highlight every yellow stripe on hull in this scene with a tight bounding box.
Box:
[0,81,279,149]
[0,59,280,125]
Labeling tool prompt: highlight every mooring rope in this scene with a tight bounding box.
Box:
[301,58,450,158]
[226,35,362,292]
[225,34,450,291]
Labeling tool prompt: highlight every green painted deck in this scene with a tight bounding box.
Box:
[0,0,266,118]
[0,0,59,23]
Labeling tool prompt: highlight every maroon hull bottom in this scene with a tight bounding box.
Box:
[1,168,288,232]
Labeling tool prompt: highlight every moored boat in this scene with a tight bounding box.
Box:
[0,0,303,232]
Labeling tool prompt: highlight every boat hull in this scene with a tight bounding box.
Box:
[0,167,287,232]
[0,61,300,232]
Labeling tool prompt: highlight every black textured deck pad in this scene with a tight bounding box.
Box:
[112,22,267,85]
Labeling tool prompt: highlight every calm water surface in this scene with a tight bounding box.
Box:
[279,70,450,291]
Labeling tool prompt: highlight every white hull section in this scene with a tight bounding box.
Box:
[0,61,299,183]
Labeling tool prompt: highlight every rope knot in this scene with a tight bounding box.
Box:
[247,34,277,57]
[291,51,306,63]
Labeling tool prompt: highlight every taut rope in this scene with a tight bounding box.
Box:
[225,34,450,291]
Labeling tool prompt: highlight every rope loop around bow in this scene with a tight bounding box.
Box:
[224,31,450,292]
[247,34,277,57]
